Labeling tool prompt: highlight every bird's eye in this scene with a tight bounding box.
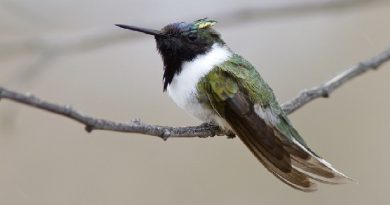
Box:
[187,33,198,42]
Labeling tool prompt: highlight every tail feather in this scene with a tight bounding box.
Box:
[290,138,352,184]
[239,128,351,191]
[218,86,350,191]
[240,133,317,192]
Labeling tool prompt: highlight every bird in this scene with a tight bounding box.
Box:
[116,18,350,192]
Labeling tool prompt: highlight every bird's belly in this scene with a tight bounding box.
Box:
[167,86,212,121]
[167,86,231,130]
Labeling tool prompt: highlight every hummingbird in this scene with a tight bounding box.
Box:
[116,18,350,191]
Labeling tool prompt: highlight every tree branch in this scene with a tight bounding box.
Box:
[1,46,390,139]
[282,46,390,113]
[0,87,224,139]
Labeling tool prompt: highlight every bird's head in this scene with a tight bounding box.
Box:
[116,18,225,90]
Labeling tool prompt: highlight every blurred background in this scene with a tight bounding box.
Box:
[1,0,390,204]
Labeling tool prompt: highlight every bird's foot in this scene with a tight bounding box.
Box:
[198,121,236,139]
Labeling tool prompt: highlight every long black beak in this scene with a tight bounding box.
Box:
[115,24,164,37]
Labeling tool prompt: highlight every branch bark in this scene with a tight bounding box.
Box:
[1,46,390,139]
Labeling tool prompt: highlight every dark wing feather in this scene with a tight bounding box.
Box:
[200,66,350,191]
[224,89,317,191]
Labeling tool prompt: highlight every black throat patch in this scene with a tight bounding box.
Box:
[161,55,185,91]
[155,25,223,91]
[160,47,208,91]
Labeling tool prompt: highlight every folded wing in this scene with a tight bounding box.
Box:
[199,67,350,192]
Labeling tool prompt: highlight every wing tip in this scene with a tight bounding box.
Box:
[290,138,355,185]
[302,183,318,192]
[316,157,356,184]
[331,172,357,184]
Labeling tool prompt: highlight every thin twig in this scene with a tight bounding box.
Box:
[282,46,390,113]
[0,87,224,139]
[1,46,389,139]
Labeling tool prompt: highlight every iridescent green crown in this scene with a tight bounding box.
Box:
[192,18,217,30]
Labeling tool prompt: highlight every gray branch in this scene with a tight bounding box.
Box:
[1,46,390,139]
[282,46,390,113]
[0,87,225,139]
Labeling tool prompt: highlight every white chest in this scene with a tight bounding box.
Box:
[166,44,232,121]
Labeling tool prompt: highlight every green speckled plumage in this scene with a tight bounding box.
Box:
[197,54,307,146]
